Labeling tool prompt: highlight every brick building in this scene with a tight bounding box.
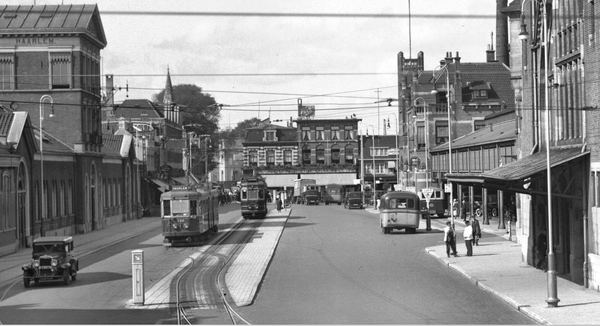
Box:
[0,4,140,254]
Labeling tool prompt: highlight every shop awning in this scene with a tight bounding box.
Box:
[150,179,170,192]
[446,146,589,195]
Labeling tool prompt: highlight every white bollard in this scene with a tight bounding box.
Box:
[132,250,145,305]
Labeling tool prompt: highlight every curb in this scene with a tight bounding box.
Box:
[425,247,549,325]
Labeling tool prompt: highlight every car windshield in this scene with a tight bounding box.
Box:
[33,244,65,255]
[347,193,361,198]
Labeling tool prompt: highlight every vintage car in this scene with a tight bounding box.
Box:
[22,236,79,287]
[344,192,364,209]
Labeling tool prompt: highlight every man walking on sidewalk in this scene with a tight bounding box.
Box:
[444,221,458,257]
[463,220,474,256]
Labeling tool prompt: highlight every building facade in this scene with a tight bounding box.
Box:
[0,4,140,255]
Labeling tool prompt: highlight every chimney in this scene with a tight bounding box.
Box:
[496,0,509,65]
[486,32,496,62]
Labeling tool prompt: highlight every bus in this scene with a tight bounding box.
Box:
[322,184,344,205]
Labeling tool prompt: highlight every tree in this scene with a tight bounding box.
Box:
[153,84,220,136]
[217,117,263,147]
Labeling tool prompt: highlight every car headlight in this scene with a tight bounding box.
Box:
[33,260,40,268]
[51,259,58,267]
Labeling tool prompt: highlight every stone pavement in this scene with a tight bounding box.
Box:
[225,208,290,306]
[366,207,600,325]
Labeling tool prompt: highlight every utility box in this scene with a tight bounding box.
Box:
[132,250,144,305]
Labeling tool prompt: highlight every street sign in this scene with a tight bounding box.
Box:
[422,188,434,200]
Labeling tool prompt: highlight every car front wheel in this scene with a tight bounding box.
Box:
[23,277,30,288]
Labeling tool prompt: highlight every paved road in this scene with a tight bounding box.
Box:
[234,203,536,324]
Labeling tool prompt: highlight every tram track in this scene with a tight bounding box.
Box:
[174,217,263,325]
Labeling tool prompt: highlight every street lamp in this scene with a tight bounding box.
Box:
[39,95,55,236]
[366,125,376,208]
[387,113,400,189]
[519,0,559,308]
[431,63,453,229]
[199,134,211,190]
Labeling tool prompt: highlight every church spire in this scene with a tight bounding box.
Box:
[163,66,175,122]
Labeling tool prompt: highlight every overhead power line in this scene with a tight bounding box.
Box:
[101,11,494,19]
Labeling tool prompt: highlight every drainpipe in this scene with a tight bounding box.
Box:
[583,156,589,288]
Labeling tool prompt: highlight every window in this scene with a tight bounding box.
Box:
[331,145,340,164]
[436,123,449,145]
[264,130,277,141]
[316,127,325,141]
[0,54,15,90]
[330,126,340,140]
[474,120,486,131]
[266,150,275,166]
[344,126,355,140]
[302,127,311,141]
[316,146,325,164]
[344,145,354,164]
[302,146,311,165]
[284,150,293,166]
[50,54,71,89]
[472,90,488,98]
[249,150,258,166]
[190,200,197,215]
[416,125,425,149]
[390,197,415,209]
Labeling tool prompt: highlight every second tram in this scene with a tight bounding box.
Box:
[418,187,447,217]
[240,176,269,219]
[161,185,219,246]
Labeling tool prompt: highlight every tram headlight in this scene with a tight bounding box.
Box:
[183,222,189,229]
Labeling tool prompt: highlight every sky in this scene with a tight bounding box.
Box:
[15,0,497,134]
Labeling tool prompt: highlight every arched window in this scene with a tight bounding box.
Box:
[344,145,354,164]
[302,145,311,165]
[316,145,325,164]
[331,145,340,164]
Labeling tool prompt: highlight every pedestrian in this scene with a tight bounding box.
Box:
[471,215,482,246]
[536,230,548,270]
[463,220,474,256]
[276,195,282,212]
[444,221,458,257]
[461,197,467,221]
[452,198,458,219]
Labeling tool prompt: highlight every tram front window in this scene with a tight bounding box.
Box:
[170,199,190,216]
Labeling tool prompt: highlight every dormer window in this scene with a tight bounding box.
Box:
[263,130,277,141]
[473,90,488,99]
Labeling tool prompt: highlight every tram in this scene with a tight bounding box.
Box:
[240,175,269,219]
[160,185,219,246]
[418,187,447,217]
[322,184,344,205]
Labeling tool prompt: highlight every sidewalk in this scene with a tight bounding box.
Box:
[0,216,161,287]
[367,207,600,325]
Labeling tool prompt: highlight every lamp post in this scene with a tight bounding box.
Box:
[366,125,376,208]
[39,95,54,236]
[387,113,400,190]
[199,134,212,190]
[431,63,453,229]
[519,0,559,308]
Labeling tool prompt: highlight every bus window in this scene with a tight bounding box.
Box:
[190,200,197,215]
[163,200,171,216]
[241,188,247,200]
[391,198,415,209]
